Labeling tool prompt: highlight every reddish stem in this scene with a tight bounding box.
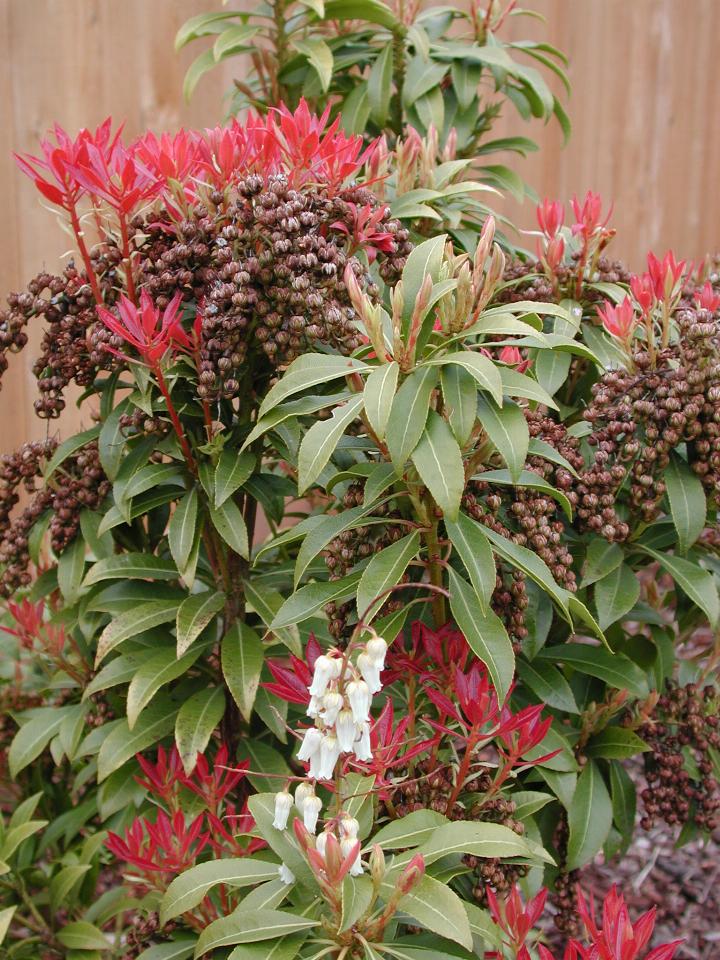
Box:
[68,202,102,303]
[119,212,137,304]
[153,365,197,475]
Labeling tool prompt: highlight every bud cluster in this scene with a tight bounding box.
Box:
[0,440,109,596]
[636,682,719,833]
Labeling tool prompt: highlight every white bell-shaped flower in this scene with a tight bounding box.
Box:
[346,679,371,724]
[353,721,373,762]
[272,791,293,830]
[316,830,330,858]
[339,815,359,840]
[319,690,343,726]
[357,651,382,695]
[303,794,322,834]
[318,733,341,780]
[341,836,364,876]
[366,636,388,670]
[335,709,358,753]
[308,655,336,698]
[278,863,296,884]
[306,695,320,719]
[297,726,322,762]
[294,781,315,814]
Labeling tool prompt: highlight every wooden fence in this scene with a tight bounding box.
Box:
[1,0,719,451]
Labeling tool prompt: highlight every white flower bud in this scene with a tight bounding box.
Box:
[303,794,322,834]
[346,679,371,724]
[316,830,330,858]
[353,721,373,762]
[294,781,314,814]
[341,836,363,876]
[278,863,295,884]
[319,690,343,725]
[318,733,341,780]
[335,708,358,752]
[297,726,322,762]
[339,815,359,840]
[272,791,293,830]
[366,636,388,669]
[308,655,336,697]
[357,651,382,695]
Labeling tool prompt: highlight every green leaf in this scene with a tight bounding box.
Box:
[383,876,472,950]
[222,622,264,722]
[57,920,109,951]
[183,48,217,102]
[243,581,301,655]
[57,536,86,604]
[444,512,496,612]
[476,396,528,482]
[324,0,398,28]
[258,355,370,417]
[581,540,623,587]
[432,352,503,406]
[534,644,648,698]
[175,11,243,50]
[215,449,256,508]
[586,727,650,760]
[241,392,352,450]
[368,810,448,850]
[161,858,279,924]
[49,864,92,913]
[609,760,636,846]
[498,367,559,410]
[441,364,476,446]
[448,567,514,702]
[534,344,571,396]
[209,498,249,558]
[195,909,319,956]
[84,553,178,585]
[340,874,374,932]
[271,572,362,628]
[400,235,447,339]
[510,790,554,820]
[639,547,719,626]
[98,697,178,782]
[356,531,420,621]
[411,819,546,866]
[386,367,437,471]
[44,426,101,480]
[176,590,224,657]
[527,438,580,478]
[0,820,48,860]
[480,523,569,615]
[127,645,204,729]
[175,687,225,775]
[8,708,75,778]
[136,941,196,960]
[291,37,333,91]
[411,411,464,520]
[294,504,382,587]
[594,563,640,629]
[0,906,16,946]
[363,362,399,441]
[665,453,707,554]
[168,489,198,575]
[567,761,612,870]
[213,24,261,60]
[476,468,572,520]
[95,600,178,665]
[368,42,393,125]
[516,658,579,713]
[298,394,364,493]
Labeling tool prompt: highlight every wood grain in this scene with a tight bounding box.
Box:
[1,0,718,451]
